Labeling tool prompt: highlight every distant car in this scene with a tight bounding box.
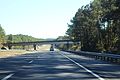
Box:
[50,45,54,51]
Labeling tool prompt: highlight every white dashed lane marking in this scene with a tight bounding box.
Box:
[28,60,33,63]
[1,73,14,80]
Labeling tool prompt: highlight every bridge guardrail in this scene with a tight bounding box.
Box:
[64,50,120,64]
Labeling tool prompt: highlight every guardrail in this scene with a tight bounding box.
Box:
[64,50,120,64]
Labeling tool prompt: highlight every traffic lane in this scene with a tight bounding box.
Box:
[0,57,27,80]
[61,51,120,79]
[0,52,45,80]
[0,53,35,80]
[0,52,40,80]
[0,51,99,80]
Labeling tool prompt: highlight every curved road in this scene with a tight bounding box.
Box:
[0,51,120,80]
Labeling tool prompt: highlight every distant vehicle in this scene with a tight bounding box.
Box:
[50,44,54,51]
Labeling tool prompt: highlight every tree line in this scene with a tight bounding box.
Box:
[66,0,120,54]
[0,24,6,48]
[0,24,43,48]
[6,34,42,43]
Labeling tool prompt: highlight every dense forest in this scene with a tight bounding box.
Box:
[66,0,120,54]
[6,34,42,43]
[0,24,42,48]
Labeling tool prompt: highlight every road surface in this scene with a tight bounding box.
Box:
[0,51,120,80]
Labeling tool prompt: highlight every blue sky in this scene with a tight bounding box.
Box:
[0,0,93,39]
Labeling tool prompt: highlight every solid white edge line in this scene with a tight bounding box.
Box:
[59,52,105,80]
[29,60,33,63]
[1,73,14,80]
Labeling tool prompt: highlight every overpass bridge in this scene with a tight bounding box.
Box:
[3,40,80,50]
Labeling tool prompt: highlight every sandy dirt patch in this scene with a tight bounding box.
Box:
[0,50,28,58]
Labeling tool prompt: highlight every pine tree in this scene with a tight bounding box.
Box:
[0,24,6,47]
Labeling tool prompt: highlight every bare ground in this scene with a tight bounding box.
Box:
[0,50,28,58]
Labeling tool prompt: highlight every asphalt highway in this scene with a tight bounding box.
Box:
[0,51,120,80]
